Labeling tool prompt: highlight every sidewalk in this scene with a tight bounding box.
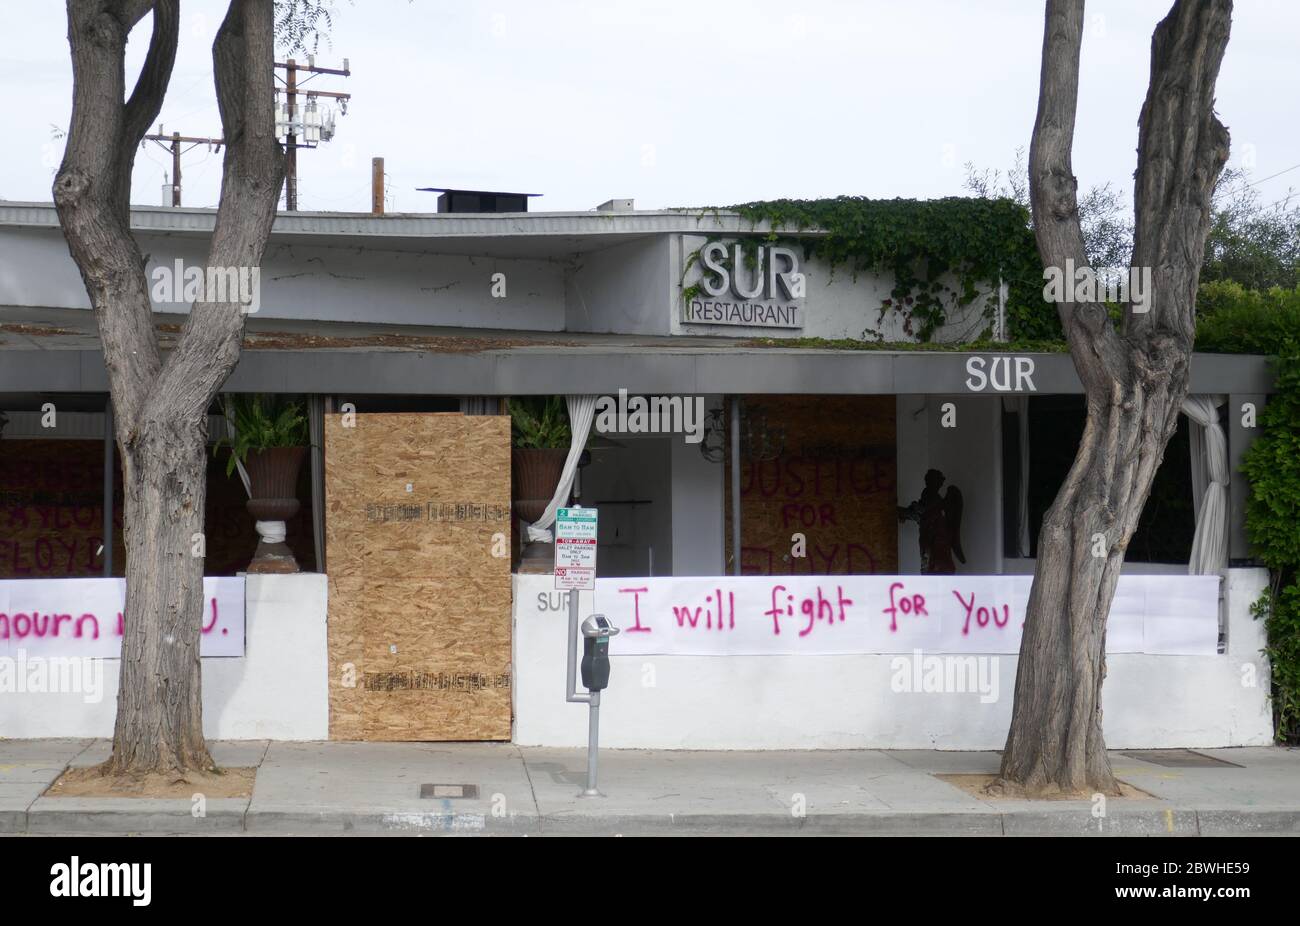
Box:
[2,740,1297,836]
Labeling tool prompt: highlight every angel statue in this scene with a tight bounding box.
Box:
[898,468,965,575]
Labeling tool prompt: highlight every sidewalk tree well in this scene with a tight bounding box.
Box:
[52,0,286,777]
[992,0,1232,796]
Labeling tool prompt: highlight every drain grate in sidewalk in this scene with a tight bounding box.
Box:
[1120,749,1243,768]
[419,783,480,799]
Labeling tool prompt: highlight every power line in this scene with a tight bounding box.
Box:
[273,56,352,211]
[1214,161,1300,201]
[143,127,224,206]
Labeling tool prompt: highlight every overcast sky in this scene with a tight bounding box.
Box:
[2,0,1297,214]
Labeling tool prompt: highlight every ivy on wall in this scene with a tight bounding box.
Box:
[1242,354,1300,744]
[681,196,1049,342]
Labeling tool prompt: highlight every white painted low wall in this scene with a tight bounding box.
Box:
[512,569,1273,749]
[0,573,328,740]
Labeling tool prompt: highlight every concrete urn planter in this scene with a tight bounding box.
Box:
[244,446,307,574]
[512,447,568,573]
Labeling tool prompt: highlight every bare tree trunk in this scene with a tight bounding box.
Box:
[1001,371,1188,793]
[107,422,214,772]
[54,0,284,777]
[995,0,1230,796]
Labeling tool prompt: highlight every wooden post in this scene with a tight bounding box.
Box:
[372,157,385,214]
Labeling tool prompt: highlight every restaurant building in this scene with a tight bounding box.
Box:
[0,196,1275,749]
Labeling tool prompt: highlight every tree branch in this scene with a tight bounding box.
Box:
[118,0,158,29]
[152,0,285,423]
[54,0,166,433]
[1029,0,1129,394]
[117,1,179,219]
[1129,0,1232,346]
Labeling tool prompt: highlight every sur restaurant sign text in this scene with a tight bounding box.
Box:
[683,242,805,329]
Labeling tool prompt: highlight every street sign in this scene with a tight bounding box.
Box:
[554,566,595,590]
[555,507,597,590]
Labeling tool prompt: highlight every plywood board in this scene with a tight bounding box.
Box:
[725,396,897,575]
[324,413,512,741]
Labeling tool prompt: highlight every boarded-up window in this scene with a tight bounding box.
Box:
[725,396,897,575]
[0,438,312,578]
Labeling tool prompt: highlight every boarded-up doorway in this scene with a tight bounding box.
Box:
[324,413,512,740]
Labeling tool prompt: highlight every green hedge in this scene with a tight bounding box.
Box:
[1240,350,1300,743]
[1195,281,1300,355]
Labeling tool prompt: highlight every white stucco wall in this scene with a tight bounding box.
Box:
[0,227,568,331]
[512,569,1272,749]
[3,224,1005,341]
[0,574,328,740]
[565,235,672,335]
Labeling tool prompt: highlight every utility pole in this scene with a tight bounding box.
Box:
[274,56,351,211]
[143,127,223,207]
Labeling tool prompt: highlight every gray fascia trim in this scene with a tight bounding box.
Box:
[0,349,1275,396]
[0,201,809,241]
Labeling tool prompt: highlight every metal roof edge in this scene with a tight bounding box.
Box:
[0,201,820,239]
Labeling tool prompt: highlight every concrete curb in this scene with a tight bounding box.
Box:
[242,808,542,836]
[1197,809,1300,836]
[24,798,250,835]
[11,805,1300,836]
[1000,808,1200,837]
[0,810,27,835]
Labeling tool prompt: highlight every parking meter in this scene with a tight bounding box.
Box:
[580,614,620,691]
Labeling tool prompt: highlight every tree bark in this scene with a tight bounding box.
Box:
[54,0,284,776]
[995,0,1231,796]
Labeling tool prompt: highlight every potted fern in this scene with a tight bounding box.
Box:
[509,396,571,528]
[215,394,310,573]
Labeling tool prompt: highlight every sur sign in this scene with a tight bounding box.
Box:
[964,356,1037,393]
[683,242,805,330]
[555,507,598,590]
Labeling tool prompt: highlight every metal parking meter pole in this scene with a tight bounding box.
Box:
[556,506,609,796]
[583,691,601,797]
[577,614,619,798]
[565,589,590,705]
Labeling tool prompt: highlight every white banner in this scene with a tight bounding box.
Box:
[0,577,246,658]
[582,574,1220,657]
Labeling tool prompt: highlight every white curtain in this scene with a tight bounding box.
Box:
[523,395,597,542]
[1182,395,1228,575]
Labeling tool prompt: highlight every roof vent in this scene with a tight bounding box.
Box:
[415,188,541,213]
[595,198,634,213]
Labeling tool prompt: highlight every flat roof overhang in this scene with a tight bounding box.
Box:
[0,343,1275,396]
[0,201,798,260]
